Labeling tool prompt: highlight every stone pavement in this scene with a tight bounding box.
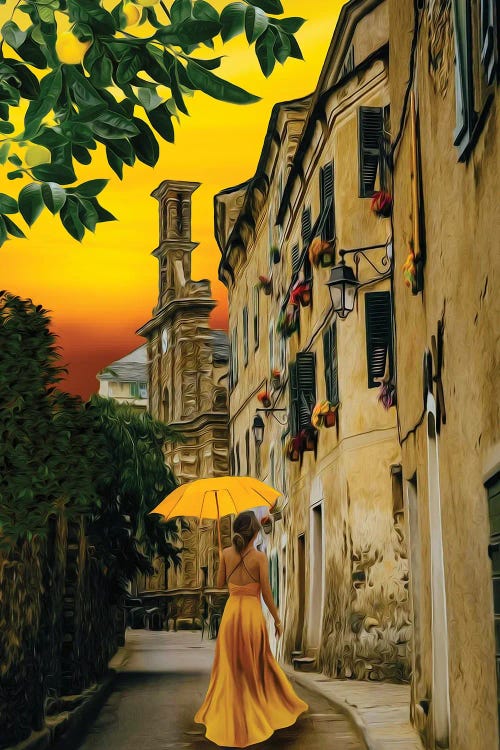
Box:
[283,667,424,750]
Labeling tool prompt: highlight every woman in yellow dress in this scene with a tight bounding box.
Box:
[194,510,308,747]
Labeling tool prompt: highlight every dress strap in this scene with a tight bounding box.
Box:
[226,549,259,583]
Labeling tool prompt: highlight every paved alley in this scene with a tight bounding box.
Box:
[77,630,365,750]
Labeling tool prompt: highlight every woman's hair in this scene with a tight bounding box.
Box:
[232,511,261,553]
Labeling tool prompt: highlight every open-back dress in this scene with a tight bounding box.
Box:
[194,549,308,747]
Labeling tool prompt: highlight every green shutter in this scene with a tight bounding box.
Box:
[253,286,259,350]
[480,0,497,84]
[291,243,300,276]
[323,323,339,405]
[301,207,312,248]
[296,352,316,430]
[365,292,393,389]
[320,162,335,241]
[288,361,299,435]
[452,0,475,159]
[130,381,139,397]
[358,106,383,197]
[487,474,500,735]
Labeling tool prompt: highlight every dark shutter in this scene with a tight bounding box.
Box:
[288,360,299,436]
[365,292,393,388]
[320,162,335,242]
[487,473,500,734]
[480,0,497,85]
[323,322,339,405]
[301,207,312,248]
[358,106,383,197]
[291,243,300,275]
[253,286,259,350]
[296,352,316,430]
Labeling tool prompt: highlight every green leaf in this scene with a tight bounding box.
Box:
[0,122,14,134]
[32,162,77,185]
[76,197,99,232]
[92,112,139,140]
[0,143,10,165]
[91,197,116,222]
[245,5,268,44]
[193,0,219,22]
[66,66,105,108]
[3,215,26,238]
[255,28,276,77]
[130,118,160,167]
[105,147,123,179]
[60,195,85,241]
[67,0,116,35]
[287,32,303,60]
[247,0,283,13]
[16,34,48,69]
[72,144,92,164]
[137,87,163,112]
[69,179,108,198]
[8,154,22,167]
[184,55,223,70]
[5,59,40,99]
[7,169,24,180]
[89,55,113,88]
[146,104,175,142]
[272,16,305,34]
[156,18,221,46]
[186,60,260,103]
[220,2,246,42]
[273,27,291,64]
[1,21,28,50]
[41,182,66,214]
[171,0,193,23]
[116,51,143,86]
[0,215,7,246]
[19,183,44,226]
[38,5,54,23]
[24,67,62,140]
[0,193,18,214]
[169,60,189,115]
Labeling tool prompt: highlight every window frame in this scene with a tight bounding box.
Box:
[364,291,394,389]
[358,106,384,198]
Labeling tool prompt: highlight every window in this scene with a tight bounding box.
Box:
[139,382,148,399]
[365,292,394,389]
[243,306,248,367]
[358,106,384,197]
[301,207,312,281]
[289,352,317,435]
[236,442,240,476]
[270,552,279,606]
[253,286,260,350]
[487,472,500,733]
[320,162,335,242]
[453,0,497,159]
[340,45,355,78]
[270,445,275,488]
[130,381,139,397]
[230,327,239,389]
[323,322,339,405]
[162,386,169,421]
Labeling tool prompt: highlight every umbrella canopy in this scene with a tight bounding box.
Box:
[149,476,281,549]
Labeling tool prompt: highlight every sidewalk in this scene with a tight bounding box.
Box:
[283,667,424,750]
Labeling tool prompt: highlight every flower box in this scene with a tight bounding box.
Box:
[277,307,299,338]
[371,190,393,218]
[308,236,335,267]
[286,435,301,462]
[261,515,273,534]
[311,400,338,429]
[271,369,281,389]
[257,391,272,408]
[299,427,317,452]
[269,246,280,264]
[258,275,273,295]
[402,249,417,289]
[290,281,312,307]
[378,379,397,409]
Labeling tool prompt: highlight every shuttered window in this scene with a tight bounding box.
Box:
[480,0,497,84]
[253,286,259,350]
[291,243,300,276]
[301,207,312,248]
[453,0,475,158]
[365,292,393,388]
[358,107,384,197]
[243,305,248,366]
[320,162,335,242]
[230,327,238,389]
[323,322,339,405]
[487,473,500,734]
[289,353,317,433]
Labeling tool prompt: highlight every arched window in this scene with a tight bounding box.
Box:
[162,386,169,422]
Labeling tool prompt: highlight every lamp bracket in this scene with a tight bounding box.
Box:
[256,407,289,426]
[339,241,392,286]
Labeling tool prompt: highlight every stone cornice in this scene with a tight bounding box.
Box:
[152,240,199,258]
[136,297,217,337]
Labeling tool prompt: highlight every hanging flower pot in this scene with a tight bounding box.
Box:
[378,379,397,409]
[402,249,417,289]
[312,400,338,429]
[308,236,335,267]
[271,368,281,390]
[261,514,273,534]
[299,427,317,452]
[258,275,273,295]
[257,390,272,408]
[290,281,312,307]
[277,306,299,338]
[371,190,393,218]
[286,435,301,462]
[269,246,280,264]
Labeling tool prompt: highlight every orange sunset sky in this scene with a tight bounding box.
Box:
[1,1,345,399]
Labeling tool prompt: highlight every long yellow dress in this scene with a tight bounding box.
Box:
[194,568,308,747]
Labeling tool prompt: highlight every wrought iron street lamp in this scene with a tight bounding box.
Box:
[252,414,265,445]
[326,241,393,320]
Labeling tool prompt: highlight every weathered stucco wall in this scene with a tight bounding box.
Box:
[389,1,500,748]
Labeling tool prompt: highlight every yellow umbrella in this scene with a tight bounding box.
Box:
[149,476,281,549]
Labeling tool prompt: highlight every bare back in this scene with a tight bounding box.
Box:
[223,545,261,586]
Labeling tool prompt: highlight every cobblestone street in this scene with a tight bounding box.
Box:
[78,631,365,750]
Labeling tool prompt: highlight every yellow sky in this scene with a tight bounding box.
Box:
[0,1,345,397]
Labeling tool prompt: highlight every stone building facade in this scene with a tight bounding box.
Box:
[216,0,411,680]
[388,2,500,749]
[137,180,231,597]
[96,344,149,411]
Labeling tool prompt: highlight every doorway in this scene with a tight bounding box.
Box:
[309,503,324,648]
[296,534,306,651]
